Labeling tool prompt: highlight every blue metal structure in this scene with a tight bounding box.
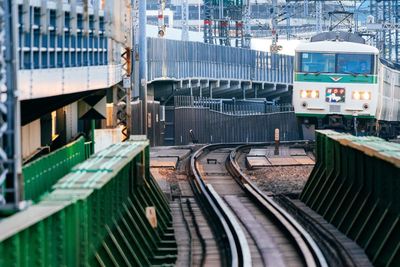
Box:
[17,1,108,69]
[147,38,294,98]
[15,0,123,101]
[371,0,400,64]
[0,0,22,212]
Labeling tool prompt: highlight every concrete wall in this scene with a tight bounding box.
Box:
[21,120,41,159]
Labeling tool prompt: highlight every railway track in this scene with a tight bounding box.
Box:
[160,142,371,266]
[188,143,327,267]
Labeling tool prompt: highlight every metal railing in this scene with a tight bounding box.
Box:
[174,95,293,115]
[0,140,178,266]
[148,38,294,84]
[22,136,91,203]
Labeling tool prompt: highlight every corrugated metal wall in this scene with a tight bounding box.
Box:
[377,62,400,122]
[147,38,294,84]
[131,100,165,146]
[174,107,299,145]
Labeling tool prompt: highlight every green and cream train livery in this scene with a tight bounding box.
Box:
[293,33,380,135]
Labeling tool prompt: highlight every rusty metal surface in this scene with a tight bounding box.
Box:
[150,157,178,169]
[289,148,307,156]
[246,157,271,168]
[267,157,300,166]
[292,156,315,165]
[248,149,268,156]
[151,148,191,160]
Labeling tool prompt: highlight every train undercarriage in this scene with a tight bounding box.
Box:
[298,115,400,140]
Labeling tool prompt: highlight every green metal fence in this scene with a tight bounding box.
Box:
[22,137,91,203]
[301,130,400,267]
[0,139,177,266]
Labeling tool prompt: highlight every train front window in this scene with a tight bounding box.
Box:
[300,53,336,73]
[337,54,374,75]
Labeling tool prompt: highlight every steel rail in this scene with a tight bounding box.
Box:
[189,141,314,266]
[189,144,251,267]
[226,143,328,267]
[178,197,193,266]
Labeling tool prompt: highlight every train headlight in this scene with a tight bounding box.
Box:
[300,90,319,99]
[352,91,371,100]
[362,92,371,100]
[310,90,319,98]
[353,91,361,100]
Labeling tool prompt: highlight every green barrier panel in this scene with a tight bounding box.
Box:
[300,130,400,267]
[22,137,92,203]
[0,140,177,266]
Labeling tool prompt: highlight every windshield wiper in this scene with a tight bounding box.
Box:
[303,71,321,76]
[343,71,371,77]
[342,71,359,77]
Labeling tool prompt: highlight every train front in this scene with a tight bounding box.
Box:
[293,39,379,136]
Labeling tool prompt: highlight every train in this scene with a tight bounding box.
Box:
[293,32,400,139]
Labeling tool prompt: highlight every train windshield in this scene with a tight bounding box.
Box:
[300,53,336,73]
[337,54,374,74]
[298,52,375,75]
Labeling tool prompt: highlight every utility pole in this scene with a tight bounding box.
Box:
[139,0,148,136]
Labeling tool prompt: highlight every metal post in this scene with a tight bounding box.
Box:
[0,0,23,212]
[353,114,358,136]
[139,0,148,136]
[204,0,213,44]
[198,0,201,32]
[219,0,223,20]
[304,0,309,18]
[274,128,280,155]
[396,0,399,63]
[243,0,251,48]
[316,1,323,33]
[270,0,279,52]
[286,4,291,40]
[182,0,189,41]
[158,0,166,37]
[132,0,140,98]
